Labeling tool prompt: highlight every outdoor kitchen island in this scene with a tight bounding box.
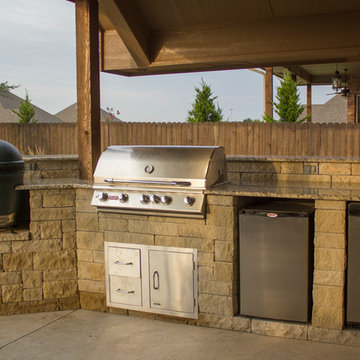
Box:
[2,155,360,347]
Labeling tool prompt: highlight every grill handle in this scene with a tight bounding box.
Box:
[104,178,192,187]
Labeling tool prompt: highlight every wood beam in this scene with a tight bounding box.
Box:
[99,0,150,67]
[347,95,357,123]
[76,0,101,180]
[265,67,273,118]
[306,84,312,123]
[101,11,360,76]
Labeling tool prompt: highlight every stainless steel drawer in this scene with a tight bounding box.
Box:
[109,275,142,306]
[108,247,141,277]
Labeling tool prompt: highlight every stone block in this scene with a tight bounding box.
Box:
[198,293,233,316]
[341,329,360,346]
[92,250,105,264]
[23,288,42,301]
[22,271,42,288]
[30,196,42,210]
[77,249,94,262]
[0,299,59,316]
[215,241,234,262]
[313,285,344,308]
[319,163,351,175]
[277,174,331,183]
[42,193,75,208]
[128,220,179,236]
[78,261,105,282]
[31,208,75,221]
[76,189,93,200]
[0,242,11,253]
[105,231,154,245]
[315,247,346,271]
[33,251,76,271]
[63,232,76,250]
[43,280,77,299]
[332,175,360,185]
[12,240,62,253]
[351,163,360,176]
[41,169,79,179]
[79,291,107,312]
[207,195,235,206]
[99,217,128,232]
[228,172,240,184]
[199,280,232,296]
[198,266,213,281]
[315,232,345,249]
[313,270,345,287]
[77,232,104,250]
[312,306,344,329]
[179,224,233,241]
[251,319,308,340]
[61,159,79,170]
[197,252,214,266]
[59,296,80,310]
[3,253,33,271]
[30,221,41,240]
[76,212,99,231]
[315,209,345,233]
[308,326,343,344]
[304,163,318,175]
[76,199,96,213]
[43,269,77,282]
[230,161,281,173]
[280,162,304,174]
[240,173,277,185]
[206,205,235,226]
[2,284,22,303]
[33,189,60,196]
[37,160,62,170]
[62,220,75,233]
[78,279,106,294]
[213,262,234,282]
[149,215,205,225]
[0,272,21,285]
[315,200,346,211]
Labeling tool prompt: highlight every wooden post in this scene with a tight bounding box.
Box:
[265,67,273,118]
[306,84,312,123]
[75,0,101,180]
[347,95,357,123]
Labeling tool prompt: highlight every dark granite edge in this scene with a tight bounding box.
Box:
[226,155,360,163]
[17,178,92,190]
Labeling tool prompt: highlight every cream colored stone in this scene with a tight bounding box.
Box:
[0,299,58,316]
[197,313,251,332]
[41,169,78,179]
[199,280,232,296]
[213,262,233,282]
[0,242,11,253]
[197,252,214,266]
[315,209,345,233]
[31,207,75,221]
[23,288,42,301]
[341,329,360,346]
[76,199,97,213]
[277,174,331,183]
[230,161,281,173]
[313,285,344,308]
[206,205,235,226]
[76,213,99,231]
[240,173,277,185]
[22,271,42,288]
[92,250,105,264]
[0,229,29,242]
[29,196,42,209]
[215,241,234,262]
[12,240,62,253]
[37,160,62,170]
[149,216,205,225]
[78,279,106,294]
[77,249,94,262]
[198,266,213,281]
[280,162,304,174]
[2,284,22,303]
[319,163,351,175]
[78,261,105,282]
[228,172,240,184]
[42,193,75,208]
[312,306,344,329]
[128,220,179,236]
[43,269,77,281]
[33,189,60,196]
[30,221,41,240]
[315,200,346,210]
[43,280,77,299]
[332,175,360,184]
[62,232,76,250]
[79,292,107,312]
[304,163,319,175]
[62,220,75,232]
[99,217,128,232]
[198,293,233,316]
[77,231,104,250]
[179,224,233,241]
[33,251,76,270]
[59,296,80,310]
[3,253,33,271]
[61,159,79,170]
[0,272,21,285]
[308,326,343,345]
[315,232,345,249]
[251,319,308,340]
[154,235,214,252]
[313,270,345,287]
[351,163,360,176]
[76,189,93,201]
[207,195,234,206]
[105,231,154,245]
[315,247,346,271]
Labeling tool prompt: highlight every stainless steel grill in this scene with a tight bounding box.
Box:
[91,145,227,218]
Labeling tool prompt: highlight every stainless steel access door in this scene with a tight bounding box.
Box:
[239,205,312,322]
[149,250,195,315]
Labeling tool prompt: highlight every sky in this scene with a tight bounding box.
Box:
[0,0,334,123]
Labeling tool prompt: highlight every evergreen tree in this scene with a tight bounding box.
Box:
[0,81,19,98]
[264,70,308,123]
[187,79,223,122]
[12,91,37,124]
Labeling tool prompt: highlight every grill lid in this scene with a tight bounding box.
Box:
[93,145,226,189]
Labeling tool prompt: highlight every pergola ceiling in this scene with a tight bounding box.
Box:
[76,0,360,88]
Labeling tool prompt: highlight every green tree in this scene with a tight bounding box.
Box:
[264,70,309,123]
[0,81,19,98]
[187,79,223,122]
[12,91,37,124]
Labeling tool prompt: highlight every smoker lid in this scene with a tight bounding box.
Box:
[0,140,24,171]
[93,145,226,188]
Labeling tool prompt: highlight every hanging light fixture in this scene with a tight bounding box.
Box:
[332,69,342,91]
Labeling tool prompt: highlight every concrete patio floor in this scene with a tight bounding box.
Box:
[1,310,360,360]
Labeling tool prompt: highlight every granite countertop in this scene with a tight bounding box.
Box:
[17,178,92,190]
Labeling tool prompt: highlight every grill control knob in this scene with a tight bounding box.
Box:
[119,193,129,203]
[140,194,150,204]
[150,195,161,204]
[161,195,172,205]
[98,192,108,202]
[184,196,196,206]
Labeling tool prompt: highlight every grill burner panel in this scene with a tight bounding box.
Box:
[91,146,226,218]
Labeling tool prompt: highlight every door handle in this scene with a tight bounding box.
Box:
[153,271,160,290]
[116,289,134,294]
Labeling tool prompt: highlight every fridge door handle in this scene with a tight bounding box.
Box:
[153,271,160,290]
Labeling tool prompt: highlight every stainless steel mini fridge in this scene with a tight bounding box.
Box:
[239,200,314,322]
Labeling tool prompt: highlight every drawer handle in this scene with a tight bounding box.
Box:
[116,289,135,294]
[114,261,133,266]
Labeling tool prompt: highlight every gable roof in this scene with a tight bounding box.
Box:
[0,93,62,123]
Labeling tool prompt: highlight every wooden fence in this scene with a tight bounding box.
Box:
[1,122,360,157]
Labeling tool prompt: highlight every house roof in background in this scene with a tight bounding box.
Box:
[55,103,121,122]
[311,94,347,124]
[0,93,63,123]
